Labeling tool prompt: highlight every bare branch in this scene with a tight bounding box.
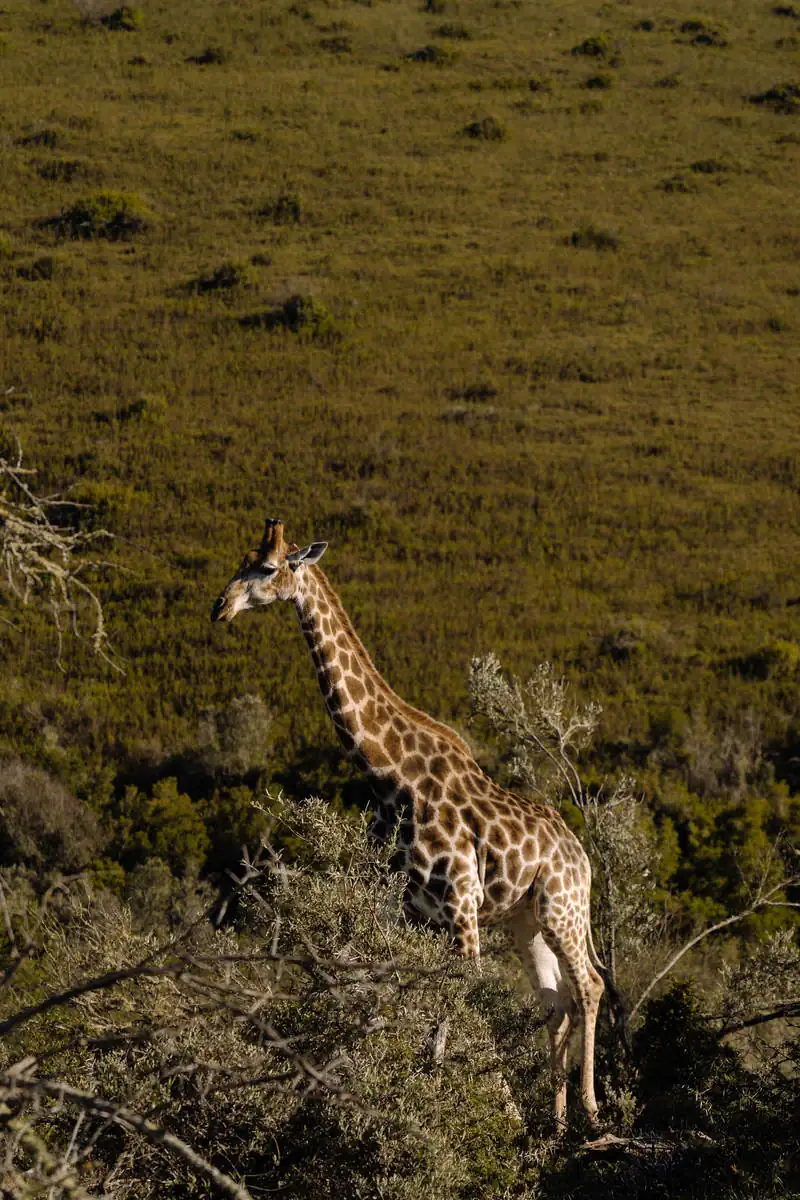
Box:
[628,876,800,1023]
[0,434,123,670]
[0,1073,254,1200]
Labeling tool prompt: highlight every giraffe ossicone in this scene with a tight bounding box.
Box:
[212,517,606,1126]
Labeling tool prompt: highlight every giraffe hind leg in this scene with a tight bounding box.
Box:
[538,921,603,1125]
[508,918,575,1127]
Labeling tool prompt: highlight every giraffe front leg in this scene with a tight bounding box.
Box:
[450,895,481,962]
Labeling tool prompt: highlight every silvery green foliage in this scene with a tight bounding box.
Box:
[468,654,600,802]
[469,654,661,980]
[196,693,274,778]
[718,929,800,1034]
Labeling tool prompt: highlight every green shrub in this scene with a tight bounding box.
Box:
[463,115,507,140]
[407,43,456,64]
[655,72,681,87]
[259,191,303,223]
[16,255,65,281]
[51,191,150,240]
[36,158,92,183]
[118,393,167,423]
[101,6,143,31]
[585,72,615,89]
[571,34,611,57]
[190,260,254,294]
[689,158,729,173]
[16,126,61,148]
[569,223,620,250]
[528,74,552,92]
[241,293,339,341]
[679,18,727,46]
[750,81,800,114]
[435,22,471,39]
[186,45,229,65]
[660,173,698,193]
[320,34,352,53]
[115,778,211,873]
[0,232,12,259]
[741,639,800,679]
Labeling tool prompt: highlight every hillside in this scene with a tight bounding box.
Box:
[1,0,799,905]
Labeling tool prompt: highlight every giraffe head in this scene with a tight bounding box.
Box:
[210,517,327,622]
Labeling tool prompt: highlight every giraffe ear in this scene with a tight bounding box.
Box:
[286,541,328,569]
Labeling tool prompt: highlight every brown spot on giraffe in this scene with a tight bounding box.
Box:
[212,518,606,1127]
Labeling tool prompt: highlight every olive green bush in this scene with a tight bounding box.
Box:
[0,798,547,1199]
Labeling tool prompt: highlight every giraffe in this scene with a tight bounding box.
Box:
[211,517,606,1126]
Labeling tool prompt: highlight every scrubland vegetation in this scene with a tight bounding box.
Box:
[0,0,799,1193]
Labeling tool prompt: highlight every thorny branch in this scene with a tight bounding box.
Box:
[0,428,122,671]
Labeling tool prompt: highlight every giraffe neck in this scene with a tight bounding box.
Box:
[292,565,469,781]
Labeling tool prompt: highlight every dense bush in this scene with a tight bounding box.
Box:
[0,757,102,872]
[101,6,143,31]
[0,799,546,1199]
[1,800,797,1199]
[463,116,507,141]
[50,191,150,240]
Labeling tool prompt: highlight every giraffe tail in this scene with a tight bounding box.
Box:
[586,925,632,1055]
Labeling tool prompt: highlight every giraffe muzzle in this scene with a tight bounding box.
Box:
[210,596,229,622]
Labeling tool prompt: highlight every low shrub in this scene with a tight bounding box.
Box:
[16,126,61,148]
[16,255,65,281]
[679,18,727,46]
[259,191,303,223]
[585,72,615,89]
[407,43,456,64]
[36,158,92,183]
[189,260,254,295]
[749,81,800,114]
[0,757,102,873]
[571,34,610,57]
[435,22,471,39]
[50,191,150,240]
[463,115,507,140]
[689,158,729,173]
[660,173,698,193]
[185,45,229,65]
[568,223,620,250]
[320,35,352,53]
[101,5,143,31]
[240,294,340,342]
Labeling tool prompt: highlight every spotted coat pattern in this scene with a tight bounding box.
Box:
[212,523,605,1125]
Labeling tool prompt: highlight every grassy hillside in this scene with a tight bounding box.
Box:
[1,0,799,905]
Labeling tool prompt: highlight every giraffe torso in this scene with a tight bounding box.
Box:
[294,566,591,943]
